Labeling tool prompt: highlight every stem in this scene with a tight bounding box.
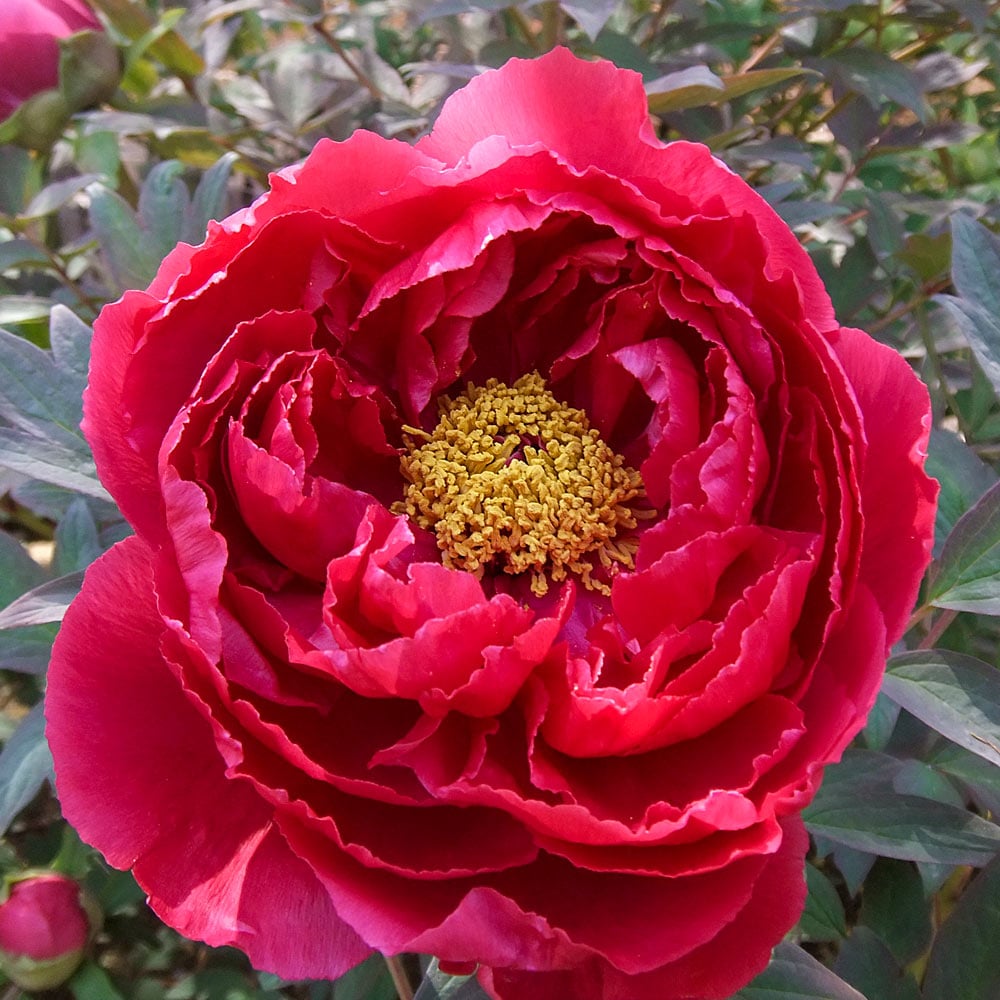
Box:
[310,17,382,102]
[539,0,562,50]
[868,279,950,335]
[384,954,416,1000]
[739,30,782,73]
[919,608,959,650]
[507,7,541,50]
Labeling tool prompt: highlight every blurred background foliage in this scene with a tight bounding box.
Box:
[3,0,1000,998]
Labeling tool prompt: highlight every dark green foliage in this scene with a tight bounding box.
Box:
[2,1,1000,998]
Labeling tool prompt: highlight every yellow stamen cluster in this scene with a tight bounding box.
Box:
[396,372,647,596]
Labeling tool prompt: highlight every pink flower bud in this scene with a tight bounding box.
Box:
[0,872,94,991]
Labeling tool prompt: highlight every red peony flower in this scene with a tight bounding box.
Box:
[46,49,936,999]
[0,0,100,122]
[0,872,93,990]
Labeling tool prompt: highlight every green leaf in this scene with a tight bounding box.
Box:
[0,427,109,498]
[807,48,929,120]
[0,530,47,609]
[0,320,106,494]
[334,954,399,1000]
[883,651,1000,764]
[87,0,204,77]
[929,480,1000,614]
[69,961,127,1000]
[88,183,162,292]
[53,498,103,575]
[803,749,1000,865]
[0,323,85,434]
[19,174,102,220]
[560,0,618,40]
[0,238,50,272]
[647,66,806,113]
[413,960,488,1000]
[925,428,997,559]
[49,306,93,385]
[0,296,58,325]
[923,853,1000,1000]
[138,160,189,263]
[930,741,1000,817]
[861,691,901,752]
[0,570,85,629]
[57,30,121,112]
[0,702,53,835]
[832,926,922,1000]
[937,215,1000,399]
[0,625,58,674]
[951,213,1000,317]
[186,152,239,244]
[733,942,865,999]
[859,859,932,966]
[799,864,847,942]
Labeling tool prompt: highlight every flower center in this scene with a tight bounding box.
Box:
[396,372,647,596]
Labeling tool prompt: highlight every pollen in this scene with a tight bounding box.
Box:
[395,372,649,596]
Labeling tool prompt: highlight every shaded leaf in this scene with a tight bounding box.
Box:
[926,427,997,558]
[923,853,1000,1000]
[734,942,865,999]
[561,0,619,39]
[0,625,58,675]
[0,296,57,325]
[414,960,489,1000]
[884,651,1000,764]
[87,0,204,77]
[69,960,127,1000]
[48,306,93,384]
[138,160,189,263]
[862,691,901,752]
[0,570,85,629]
[0,530,47,609]
[19,174,102,220]
[913,51,989,92]
[53,498,103,575]
[0,426,108,498]
[799,863,847,942]
[930,741,1000,818]
[57,30,121,112]
[0,239,50,272]
[937,214,1000,399]
[186,151,239,244]
[335,954,406,1000]
[807,49,928,120]
[648,67,806,113]
[929,479,1000,614]
[832,926,922,1000]
[859,859,933,966]
[803,749,1000,865]
[88,183,163,292]
[0,702,53,835]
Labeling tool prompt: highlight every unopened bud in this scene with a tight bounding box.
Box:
[0,871,98,991]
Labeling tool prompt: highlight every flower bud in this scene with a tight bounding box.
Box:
[0,872,96,991]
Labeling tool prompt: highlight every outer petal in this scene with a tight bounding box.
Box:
[418,48,836,332]
[833,327,937,642]
[478,817,808,1000]
[45,538,371,979]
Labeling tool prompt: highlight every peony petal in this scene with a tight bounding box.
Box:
[833,328,937,643]
[45,538,370,979]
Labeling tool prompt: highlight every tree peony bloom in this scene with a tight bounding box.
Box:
[0,0,100,122]
[47,49,936,999]
[0,872,93,990]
